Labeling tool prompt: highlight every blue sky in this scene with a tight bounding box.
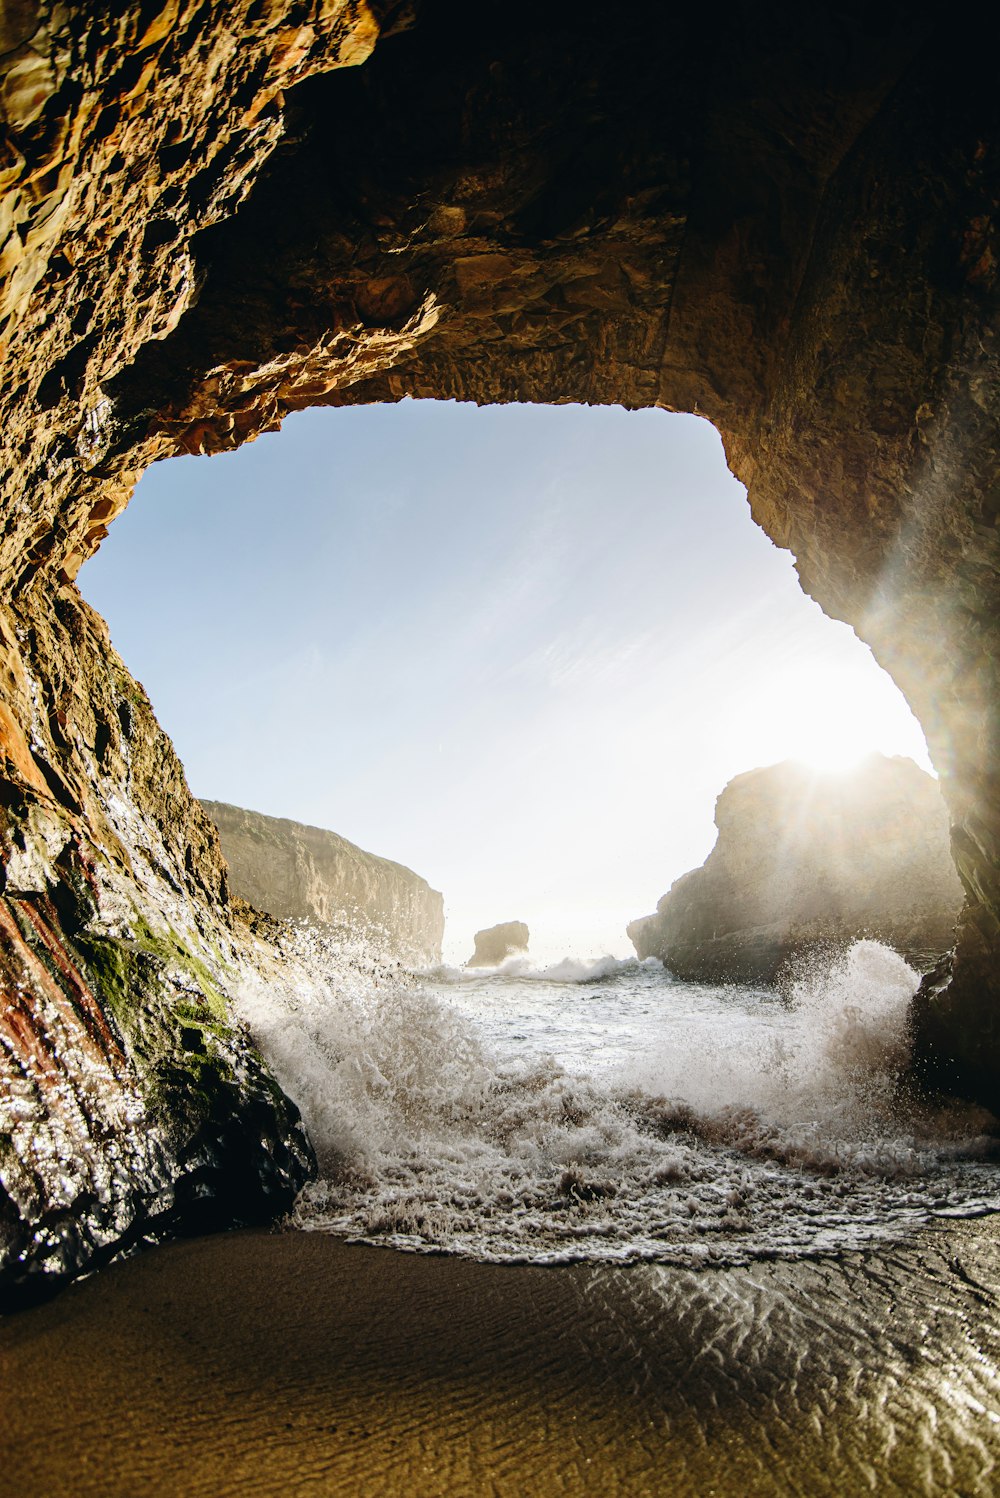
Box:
[80,400,929,959]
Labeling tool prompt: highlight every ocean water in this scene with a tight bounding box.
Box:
[235,935,1000,1267]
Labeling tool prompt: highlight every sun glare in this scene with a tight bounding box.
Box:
[741,658,932,776]
[788,739,878,774]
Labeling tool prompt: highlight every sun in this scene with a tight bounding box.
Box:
[786,733,875,774]
[738,658,933,776]
[778,695,889,771]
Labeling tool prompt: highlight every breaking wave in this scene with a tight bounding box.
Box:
[235,932,1000,1267]
[424,952,657,984]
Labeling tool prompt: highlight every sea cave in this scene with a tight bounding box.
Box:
[1,4,1000,1492]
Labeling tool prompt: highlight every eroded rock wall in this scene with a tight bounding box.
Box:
[1,1,999,1294]
[202,801,444,966]
[0,586,313,1305]
[628,757,964,984]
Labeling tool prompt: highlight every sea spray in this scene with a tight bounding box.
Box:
[234,929,1000,1266]
[426,952,659,984]
[626,941,917,1136]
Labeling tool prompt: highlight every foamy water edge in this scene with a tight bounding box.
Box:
[234,933,1000,1267]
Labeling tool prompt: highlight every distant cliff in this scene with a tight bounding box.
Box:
[628,756,964,983]
[201,802,444,966]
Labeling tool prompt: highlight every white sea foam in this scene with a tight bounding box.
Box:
[626,941,915,1127]
[424,953,658,984]
[234,930,1000,1267]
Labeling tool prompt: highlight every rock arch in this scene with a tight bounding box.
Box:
[1,1,997,1297]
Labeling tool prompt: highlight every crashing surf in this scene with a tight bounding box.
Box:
[234,930,1000,1267]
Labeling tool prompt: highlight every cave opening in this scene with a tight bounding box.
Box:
[78,396,932,966]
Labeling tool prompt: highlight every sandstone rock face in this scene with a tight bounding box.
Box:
[628,757,964,985]
[202,802,443,966]
[0,589,313,1307]
[466,922,529,969]
[2,2,1000,1295]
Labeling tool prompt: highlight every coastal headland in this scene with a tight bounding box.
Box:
[202,801,444,967]
[630,755,963,983]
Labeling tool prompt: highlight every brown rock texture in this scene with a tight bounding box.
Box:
[466,921,529,969]
[0,587,313,1306]
[201,801,444,966]
[628,757,964,985]
[1,1,999,1292]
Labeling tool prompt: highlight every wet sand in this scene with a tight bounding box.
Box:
[3,1221,1000,1496]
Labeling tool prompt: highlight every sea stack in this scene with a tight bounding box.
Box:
[628,755,963,984]
[466,922,530,968]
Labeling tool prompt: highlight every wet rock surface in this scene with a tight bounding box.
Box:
[0,588,314,1308]
[629,755,964,983]
[0,1,999,1294]
[202,801,444,967]
[466,921,529,968]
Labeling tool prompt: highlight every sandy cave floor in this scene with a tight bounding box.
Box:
[3,1220,1000,1496]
